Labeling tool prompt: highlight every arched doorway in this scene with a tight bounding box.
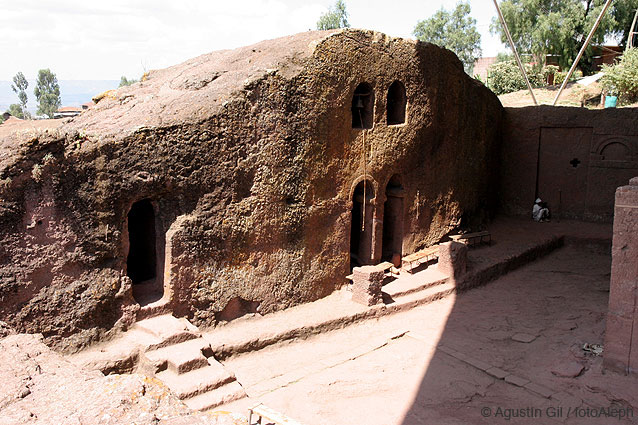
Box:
[382,174,404,265]
[127,199,163,305]
[350,180,375,269]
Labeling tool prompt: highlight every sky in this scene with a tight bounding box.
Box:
[0,0,508,81]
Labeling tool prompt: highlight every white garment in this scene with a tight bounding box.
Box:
[532,203,549,221]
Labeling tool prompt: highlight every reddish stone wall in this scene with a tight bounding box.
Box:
[500,106,638,222]
[0,30,503,351]
[604,177,638,375]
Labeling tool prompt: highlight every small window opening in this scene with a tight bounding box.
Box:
[386,81,406,125]
[352,83,374,129]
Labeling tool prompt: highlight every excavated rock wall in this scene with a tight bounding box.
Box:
[0,30,502,351]
[500,106,638,222]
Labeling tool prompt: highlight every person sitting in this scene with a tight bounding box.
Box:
[532,198,550,222]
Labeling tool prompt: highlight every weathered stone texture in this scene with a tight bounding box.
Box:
[437,241,467,279]
[500,106,638,222]
[604,178,638,375]
[351,265,384,306]
[0,29,502,350]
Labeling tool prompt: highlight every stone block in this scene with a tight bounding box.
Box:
[604,178,638,376]
[524,382,554,399]
[351,265,383,306]
[504,374,530,387]
[604,305,633,375]
[464,356,491,371]
[486,367,509,380]
[437,241,467,278]
[630,313,638,376]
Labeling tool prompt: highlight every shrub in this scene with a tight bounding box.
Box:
[553,69,583,86]
[601,48,638,104]
[486,61,544,95]
[543,65,560,81]
[487,59,587,95]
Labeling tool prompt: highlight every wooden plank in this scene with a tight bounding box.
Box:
[457,230,490,240]
[450,231,491,247]
[402,251,428,262]
[400,245,440,273]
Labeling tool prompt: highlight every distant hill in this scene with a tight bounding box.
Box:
[0,80,119,115]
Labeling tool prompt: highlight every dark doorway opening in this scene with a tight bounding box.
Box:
[352,82,375,129]
[350,180,375,269]
[382,175,405,265]
[127,199,163,305]
[386,81,406,125]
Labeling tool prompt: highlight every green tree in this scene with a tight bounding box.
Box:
[490,0,638,72]
[413,2,482,74]
[608,1,638,47]
[11,72,29,119]
[34,69,61,118]
[119,76,138,87]
[496,52,515,63]
[317,0,350,30]
[7,103,25,119]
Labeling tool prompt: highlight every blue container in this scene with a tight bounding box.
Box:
[605,96,618,108]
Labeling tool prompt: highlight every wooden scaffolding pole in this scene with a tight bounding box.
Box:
[492,0,538,105]
[552,0,614,106]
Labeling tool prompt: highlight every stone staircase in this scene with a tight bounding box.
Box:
[133,314,246,411]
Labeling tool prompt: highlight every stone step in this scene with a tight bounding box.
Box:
[133,314,200,351]
[383,274,448,299]
[183,381,247,411]
[144,337,213,374]
[387,282,457,310]
[156,360,236,399]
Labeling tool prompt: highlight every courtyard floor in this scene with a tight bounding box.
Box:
[214,229,637,424]
[65,217,638,424]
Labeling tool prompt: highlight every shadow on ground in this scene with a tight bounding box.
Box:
[400,237,638,424]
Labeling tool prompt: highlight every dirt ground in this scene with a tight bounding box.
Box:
[218,243,637,424]
[498,80,638,109]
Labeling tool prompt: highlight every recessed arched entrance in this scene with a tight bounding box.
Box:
[350,180,375,269]
[127,199,164,306]
[382,174,404,265]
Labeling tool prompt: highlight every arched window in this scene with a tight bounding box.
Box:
[352,83,374,129]
[386,81,406,125]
